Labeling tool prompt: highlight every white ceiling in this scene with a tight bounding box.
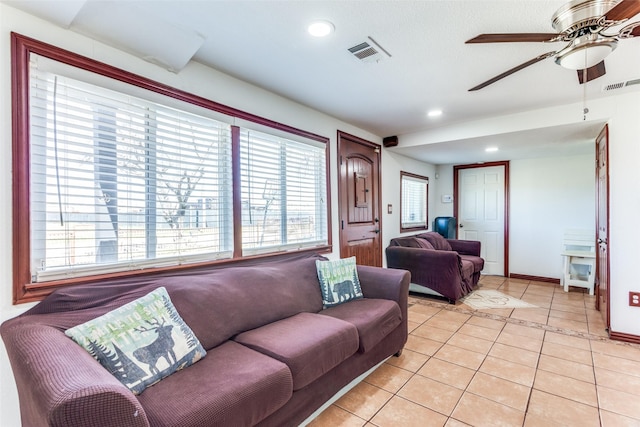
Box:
[5,0,640,164]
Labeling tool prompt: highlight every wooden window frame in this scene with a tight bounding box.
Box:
[11,32,332,303]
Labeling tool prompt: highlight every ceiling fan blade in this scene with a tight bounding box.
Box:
[603,0,640,21]
[466,33,562,43]
[469,52,556,91]
[577,61,606,84]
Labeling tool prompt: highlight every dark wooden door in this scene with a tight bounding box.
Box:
[338,131,382,267]
[596,125,610,331]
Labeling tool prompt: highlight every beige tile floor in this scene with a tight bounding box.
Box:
[307,276,640,427]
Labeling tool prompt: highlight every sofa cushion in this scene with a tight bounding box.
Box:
[417,231,453,251]
[320,298,401,353]
[234,312,359,390]
[137,341,293,427]
[316,257,364,308]
[64,287,206,395]
[389,236,435,250]
[460,254,485,273]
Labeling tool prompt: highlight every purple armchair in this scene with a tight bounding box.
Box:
[386,232,484,303]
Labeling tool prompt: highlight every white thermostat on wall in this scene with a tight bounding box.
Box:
[441,195,453,203]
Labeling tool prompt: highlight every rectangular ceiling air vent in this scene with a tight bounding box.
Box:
[602,78,640,92]
[348,37,391,64]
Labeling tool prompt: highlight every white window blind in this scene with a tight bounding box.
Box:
[401,173,428,230]
[29,55,233,281]
[240,129,328,255]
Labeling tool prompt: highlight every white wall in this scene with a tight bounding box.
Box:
[509,154,595,279]
[433,165,455,219]
[606,93,640,339]
[380,150,436,266]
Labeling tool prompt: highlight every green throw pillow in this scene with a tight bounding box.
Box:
[316,256,363,308]
[65,287,206,395]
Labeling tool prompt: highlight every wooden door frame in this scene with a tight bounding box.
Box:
[595,124,610,327]
[453,161,510,277]
[337,130,382,265]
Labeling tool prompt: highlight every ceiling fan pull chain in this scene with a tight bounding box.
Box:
[583,64,588,121]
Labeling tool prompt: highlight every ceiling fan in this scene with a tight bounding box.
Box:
[466,0,640,91]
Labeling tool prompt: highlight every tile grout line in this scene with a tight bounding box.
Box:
[409,295,640,349]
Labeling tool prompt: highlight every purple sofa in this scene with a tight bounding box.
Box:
[1,253,409,427]
[386,231,484,303]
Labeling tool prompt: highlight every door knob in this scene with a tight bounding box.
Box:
[459,224,464,228]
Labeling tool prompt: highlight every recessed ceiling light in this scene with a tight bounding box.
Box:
[427,109,442,117]
[485,147,499,152]
[308,20,334,37]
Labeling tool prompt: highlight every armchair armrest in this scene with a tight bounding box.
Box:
[447,239,481,256]
[1,321,149,427]
[385,246,465,301]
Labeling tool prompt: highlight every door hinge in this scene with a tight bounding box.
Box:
[341,220,344,230]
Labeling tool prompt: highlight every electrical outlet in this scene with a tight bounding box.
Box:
[630,292,640,307]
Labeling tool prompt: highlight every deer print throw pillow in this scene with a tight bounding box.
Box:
[65,287,206,395]
[316,256,363,308]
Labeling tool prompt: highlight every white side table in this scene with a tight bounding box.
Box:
[561,250,596,295]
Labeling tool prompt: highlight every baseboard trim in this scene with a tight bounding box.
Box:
[509,274,560,284]
[609,330,640,345]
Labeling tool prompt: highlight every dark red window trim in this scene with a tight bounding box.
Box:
[11,32,332,304]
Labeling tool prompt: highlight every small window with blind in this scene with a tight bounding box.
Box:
[12,33,330,303]
[400,171,429,232]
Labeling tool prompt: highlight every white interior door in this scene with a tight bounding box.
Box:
[457,165,505,276]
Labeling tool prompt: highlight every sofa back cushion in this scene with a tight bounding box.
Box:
[417,232,452,251]
[25,253,326,352]
[160,254,325,350]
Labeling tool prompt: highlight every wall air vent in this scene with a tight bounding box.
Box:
[348,37,392,64]
[602,78,640,92]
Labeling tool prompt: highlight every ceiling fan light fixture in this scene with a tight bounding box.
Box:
[555,37,617,70]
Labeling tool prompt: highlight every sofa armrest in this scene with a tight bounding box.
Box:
[357,265,409,302]
[357,265,409,319]
[447,239,481,257]
[1,321,149,427]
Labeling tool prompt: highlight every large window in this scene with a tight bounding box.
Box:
[400,171,429,232]
[12,33,330,303]
[30,56,233,282]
